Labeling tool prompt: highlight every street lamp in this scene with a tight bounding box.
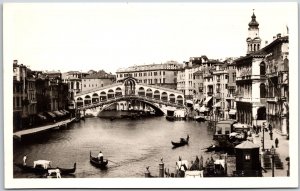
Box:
[270,145,276,177]
[286,157,290,177]
[262,122,265,151]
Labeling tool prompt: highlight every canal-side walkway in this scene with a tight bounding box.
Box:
[252,129,289,177]
[13,118,76,141]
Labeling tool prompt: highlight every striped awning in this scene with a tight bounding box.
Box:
[199,106,209,112]
[37,114,47,120]
[47,112,56,118]
[63,109,70,114]
[203,97,212,105]
[53,110,64,116]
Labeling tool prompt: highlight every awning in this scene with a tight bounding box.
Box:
[59,110,67,115]
[199,106,209,112]
[37,114,47,120]
[53,110,64,116]
[229,109,237,115]
[63,109,70,114]
[47,112,56,118]
[186,100,193,104]
[203,97,212,105]
[213,102,221,108]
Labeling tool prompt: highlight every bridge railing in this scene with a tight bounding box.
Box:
[77,94,185,110]
[75,83,123,97]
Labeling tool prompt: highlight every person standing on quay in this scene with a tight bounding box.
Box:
[23,155,27,166]
[275,138,279,148]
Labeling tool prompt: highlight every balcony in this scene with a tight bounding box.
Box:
[266,97,278,102]
[226,94,235,100]
[30,99,37,104]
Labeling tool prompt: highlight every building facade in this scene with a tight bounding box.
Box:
[81,70,116,92]
[235,12,266,126]
[263,35,289,135]
[13,60,37,130]
[116,61,183,90]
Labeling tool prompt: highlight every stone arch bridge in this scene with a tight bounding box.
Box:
[74,77,185,115]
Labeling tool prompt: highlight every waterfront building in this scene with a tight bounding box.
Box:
[212,62,229,120]
[81,70,116,92]
[13,60,37,130]
[116,61,183,90]
[235,11,265,126]
[62,71,89,110]
[225,58,237,120]
[263,34,289,136]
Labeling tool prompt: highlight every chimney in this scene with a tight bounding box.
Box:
[265,41,268,46]
[277,33,281,38]
[13,60,18,64]
[273,36,276,41]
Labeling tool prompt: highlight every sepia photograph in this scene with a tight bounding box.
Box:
[3,2,298,188]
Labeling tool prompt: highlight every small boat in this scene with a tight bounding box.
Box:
[90,151,108,169]
[194,115,205,122]
[171,135,189,148]
[14,160,76,175]
[166,116,175,121]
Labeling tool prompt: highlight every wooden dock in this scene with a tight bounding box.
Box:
[13,118,76,141]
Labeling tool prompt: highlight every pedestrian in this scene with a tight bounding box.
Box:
[268,123,273,131]
[269,131,273,140]
[275,138,279,148]
[23,155,27,166]
[253,125,257,134]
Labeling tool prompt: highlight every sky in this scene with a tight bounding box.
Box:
[4,2,296,74]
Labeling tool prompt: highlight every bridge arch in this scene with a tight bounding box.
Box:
[169,93,175,103]
[177,95,183,105]
[154,90,160,100]
[77,97,83,107]
[161,92,168,102]
[138,87,145,96]
[84,95,91,105]
[100,91,107,101]
[92,93,99,103]
[146,88,153,98]
[107,89,115,99]
[115,87,122,97]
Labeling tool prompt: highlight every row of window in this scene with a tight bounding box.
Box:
[83,84,104,88]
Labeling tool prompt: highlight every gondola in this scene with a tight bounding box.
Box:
[90,151,108,169]
[14,162,76,175]
[166,116,175,121]
[171,135,189,148]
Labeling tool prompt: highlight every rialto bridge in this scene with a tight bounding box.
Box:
[74,77,186,116]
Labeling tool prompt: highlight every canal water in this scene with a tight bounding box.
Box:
[13,112,217,178]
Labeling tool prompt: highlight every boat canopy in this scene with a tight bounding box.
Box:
[199,106,209,112]
[176,160,189,171]
[47,112,56,118]
[33,160,51,169]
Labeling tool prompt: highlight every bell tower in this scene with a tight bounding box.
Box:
[246,10,261,54]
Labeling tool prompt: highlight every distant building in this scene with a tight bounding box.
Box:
[225,58,237,119]
[116,61,183,90]
[81,70,116,92]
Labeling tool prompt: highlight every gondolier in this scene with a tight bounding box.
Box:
[23,155,27,166]
[98,151,104,162]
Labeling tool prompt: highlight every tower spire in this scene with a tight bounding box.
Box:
[246,9,261,54]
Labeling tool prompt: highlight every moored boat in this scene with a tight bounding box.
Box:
[90,151,108,169]
[14,160,76,175]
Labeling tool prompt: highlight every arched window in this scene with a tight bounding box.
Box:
[154,90,160,100]
[92,93,99,103]
[260,83,266,98]
[254,44,256,51]
[257,107,266,120]
[138,87,145,96]
[260,62,266,76]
